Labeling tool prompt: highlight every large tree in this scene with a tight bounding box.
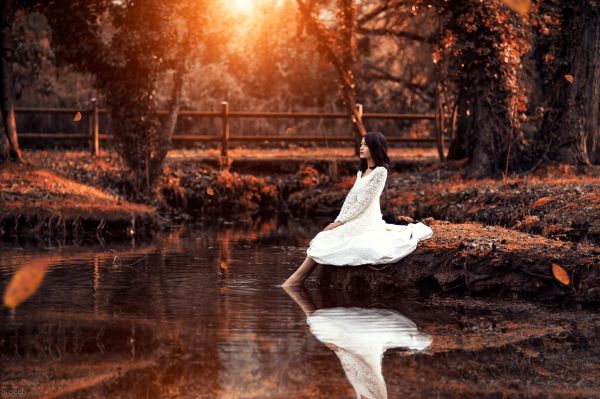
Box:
[439,0,533,177]
[537,0,600,166]
[0,0,23,163]
[35,0,217,197]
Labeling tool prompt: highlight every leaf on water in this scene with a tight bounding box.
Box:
[564,74,574,84]
[206,187,215,196]
[3,259,50,309]
[73,111,82,122]
[551,262,570,286]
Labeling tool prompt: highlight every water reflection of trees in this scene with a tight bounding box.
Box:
[1,221,598,397]
[0,218,315,396]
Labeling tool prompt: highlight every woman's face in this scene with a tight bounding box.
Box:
[359,137,371,160]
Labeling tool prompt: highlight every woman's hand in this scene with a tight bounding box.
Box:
[324,342,340,351]
[323,221,343,231]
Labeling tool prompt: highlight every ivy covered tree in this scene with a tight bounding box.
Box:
[438,0,533,177]
[38,0,218,197]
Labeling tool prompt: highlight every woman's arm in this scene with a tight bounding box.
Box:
[334,167,387,224]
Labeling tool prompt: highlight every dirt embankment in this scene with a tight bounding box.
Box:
[288,161,600,245]
[19,149,345,222]
[317,220,600,307]
[0,162,162,243]
[385,164,600,245]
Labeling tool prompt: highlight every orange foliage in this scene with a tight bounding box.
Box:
[204,169,278,213]
[296,165,321,189]
[333,175,356,190]
[530,196,554,210]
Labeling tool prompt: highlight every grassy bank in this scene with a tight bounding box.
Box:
[0,162,162,243]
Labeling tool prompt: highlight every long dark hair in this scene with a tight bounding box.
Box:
[359,131,392,173]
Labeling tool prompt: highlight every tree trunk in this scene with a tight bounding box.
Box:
[0,0,22,163]
[455,94,512,178]
[295,0,366,154]
[442,1,521,178]
[149,67,185,186]
[540,0,600,165]
[586,2,600,165]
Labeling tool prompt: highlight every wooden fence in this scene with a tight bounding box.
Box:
[15,99,448,159]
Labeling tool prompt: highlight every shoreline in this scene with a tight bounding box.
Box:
[1,149,598,306]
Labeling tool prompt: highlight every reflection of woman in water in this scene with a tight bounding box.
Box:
[283,132,433,287]
[283,287,433,399]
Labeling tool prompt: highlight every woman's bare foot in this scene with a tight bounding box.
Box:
[281,277,304,287]
[282,256,317,287]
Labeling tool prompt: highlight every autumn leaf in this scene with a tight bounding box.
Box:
[564,74,574,84]
[206,187,215,196]
[551,263,570,286]
[283,127,295,137]
[73,111,82,122]
[501,0,531,15]
[3,258,51,308]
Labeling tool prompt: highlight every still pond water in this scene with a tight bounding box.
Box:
[1,219,599,398]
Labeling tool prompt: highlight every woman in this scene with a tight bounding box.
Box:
[282,131,434,287]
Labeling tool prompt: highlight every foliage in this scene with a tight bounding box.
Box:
[181,169,278,214]
[38,0,219,196]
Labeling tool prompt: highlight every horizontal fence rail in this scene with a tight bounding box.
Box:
[15,107,436,120]
[15,100,448,159]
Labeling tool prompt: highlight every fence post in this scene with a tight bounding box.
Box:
[354,103,363,156]
[221,101,229,159]
[90,97,99,157]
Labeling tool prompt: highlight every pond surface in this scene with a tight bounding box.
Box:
[1,219,599,398]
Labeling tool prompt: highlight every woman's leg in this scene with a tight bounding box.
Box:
[282,256,318,287]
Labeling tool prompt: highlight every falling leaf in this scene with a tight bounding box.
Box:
[502,0,531,14]
[283,127,295,137]
[206,187,215,196]
[73,111,82,122]
[551,263,570,286]
[3,258,51,308]
[564,74,574,84]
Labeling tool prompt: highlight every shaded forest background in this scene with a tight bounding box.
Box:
[1,0,598,196]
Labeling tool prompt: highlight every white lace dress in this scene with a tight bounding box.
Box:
[306,307,433,399]
[306,166,434,266]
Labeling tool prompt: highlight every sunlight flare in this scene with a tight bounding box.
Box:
[230,0,254,13]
